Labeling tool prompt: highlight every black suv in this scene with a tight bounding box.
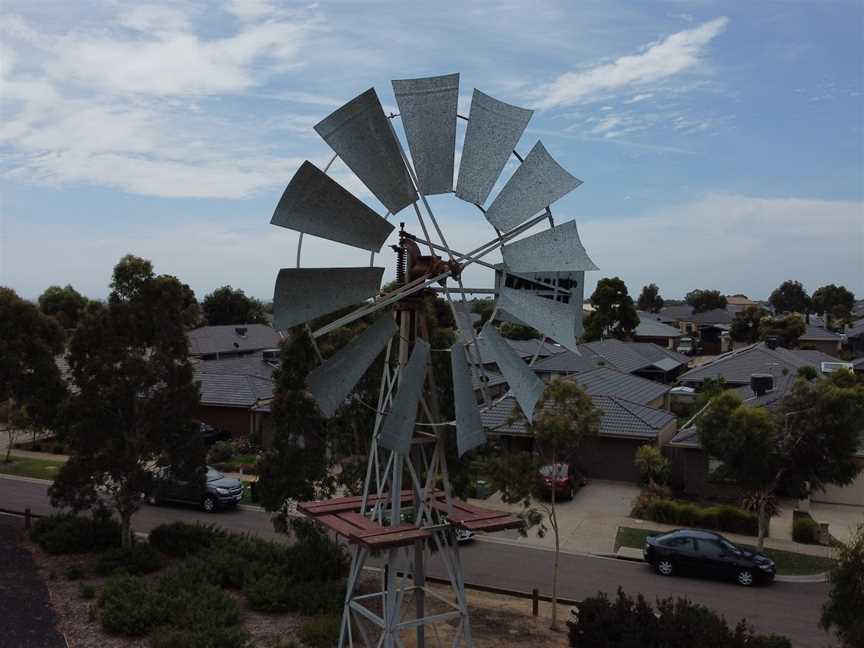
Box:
[148,466,243,512]
[644,529,775,586]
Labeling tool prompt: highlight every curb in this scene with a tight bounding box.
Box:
[472,534,633,563]
[0,474,53,485]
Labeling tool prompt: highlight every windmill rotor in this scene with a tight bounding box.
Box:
[268,72,597,648]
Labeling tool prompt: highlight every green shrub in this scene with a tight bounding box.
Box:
[99,575,157,636]
[148,522,225,557]
[634,445,671,486]
[641,498,757,536]
[65,564,85,580]
[244,573,296,612]
[568,588,791,647]
[300,614,342,648]
[793,515,820,544]
[150,625,252,648]
[79,582,96,599]
[208,440,234,463]
[95,544,164,576]
[31,513,121,554]
[161,582,241,630]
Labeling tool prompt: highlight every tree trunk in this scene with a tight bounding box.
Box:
[120,510,132,549]
[550,464,559,631]
[757,498,768,551]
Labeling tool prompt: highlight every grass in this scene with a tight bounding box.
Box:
[0,455,66,480]
[615,526,836,576]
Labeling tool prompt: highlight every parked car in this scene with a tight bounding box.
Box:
[196,420,231,446]
[678,337,701,356]
[539,463,585,500]
[643,529,775,586]
[148,465,243,512]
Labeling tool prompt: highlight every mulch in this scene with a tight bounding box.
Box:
[0,514,67,648]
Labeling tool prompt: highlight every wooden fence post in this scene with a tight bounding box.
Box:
[532,588,539,617]
[24,508,31,530]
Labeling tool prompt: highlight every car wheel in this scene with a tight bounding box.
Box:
[655,559,675,577]
[202,495,217,512]
[736,569,755,587]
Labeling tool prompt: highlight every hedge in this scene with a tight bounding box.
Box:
[148,521,225,557]
[31,512,121,554]
[636,497,757,536]
[95,544,164,576]
[792,514,820,544]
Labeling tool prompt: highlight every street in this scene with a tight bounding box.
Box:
[0,475,831,647]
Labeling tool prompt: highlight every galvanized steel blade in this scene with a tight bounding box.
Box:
[378,339,430,455]
[501,220,598,273]
[306,316,398,417]
[498,287,581,352]
[451,341,486,457]
[314,88,417,215]
[271,161,394,252]
[478,323,544,422]
[392,73,459,196]
[484,141,582,232]
[455,89,533,206]
[272,267,384,330]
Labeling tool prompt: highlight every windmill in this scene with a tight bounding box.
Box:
[269,73,596,648]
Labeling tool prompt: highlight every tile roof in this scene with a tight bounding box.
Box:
[188,324,282,357]
[679,343,836,386]
[565,367,670,405]
[531,349,605,374]
[628,342,690,367]
[845,317,864,338]
[481,394,675,440]
[531,340,688,375]
[193,352,277,407]
[634,312,684,339]
[658,305,733,326]
[799,325,842,342]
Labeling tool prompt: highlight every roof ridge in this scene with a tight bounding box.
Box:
[608,396,670,428]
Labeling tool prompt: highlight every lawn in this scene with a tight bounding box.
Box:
[614,526,836,576]
[0,455,65,481]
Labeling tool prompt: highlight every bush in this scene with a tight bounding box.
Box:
[95,544,164,576]
[244,573,296,612]
[148,522,225,557]
[79,582,96,599]
[31,513,121,554]
[637,498,757,536]
[634,445,671,486]
[99,575,157,636]
[150,625,251,648]
[208,440,234,463]
[65,564,85,580]
[793,515,820,544]
[569,588,791,648]
[300,614,342,648]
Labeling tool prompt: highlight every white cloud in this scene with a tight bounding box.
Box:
[624,93,654,104]
[580,194,864,298]
[590,115,623,134]
[119,5,191,33]
[535,17,729,109]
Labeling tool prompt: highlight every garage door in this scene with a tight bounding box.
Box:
[812,465,864,507]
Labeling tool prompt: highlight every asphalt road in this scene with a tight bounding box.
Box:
[0,475,831,647]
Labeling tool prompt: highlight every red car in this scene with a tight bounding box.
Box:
[540,463,584,500]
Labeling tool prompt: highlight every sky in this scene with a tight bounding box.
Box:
[1,0,862,303]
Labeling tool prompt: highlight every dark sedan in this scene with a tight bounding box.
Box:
[148,466,243,512]
[643,529,776,586]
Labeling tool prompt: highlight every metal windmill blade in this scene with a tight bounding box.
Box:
[392,73,459,195]
[272,267,384,330]
[271,161,394,252]
[306,316,398,417]
[478,322,544,421]
[378,339,430,455]
[501,220,598,273]
[484,141,582,232]
[450,341,485,456]
[315,88,417,215]
[498,287,581,351]
[455,89,533,206]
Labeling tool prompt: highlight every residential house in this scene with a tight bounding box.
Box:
[634,311,683,349]
[798,324,843,357]
[193,350,278,439]
[845,317,864,357]
[657,305,733,355]
[188,324,283,359]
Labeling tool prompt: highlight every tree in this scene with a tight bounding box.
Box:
[470,298,495,326]
[810,284,854,316]
[583,277,639,342]
[634,445,671,487]
[821,523,864,648]
[478,380,601,630]
[49,256,203,548]
[698,373,863,549]
[201,285,267,326]
[730,305,767,344]
[636,283,664,313]
[38,284,88,330]
[758,313,806,347]
[0,287,66,449]
[498,321,540,340]
[685,289,727,313]
[769,280,810,314]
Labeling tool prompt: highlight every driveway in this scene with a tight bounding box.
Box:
[811,502,863,544]
[474,479,641,553]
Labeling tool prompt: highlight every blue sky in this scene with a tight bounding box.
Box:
[1,0,861,302]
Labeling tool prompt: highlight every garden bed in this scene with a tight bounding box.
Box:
[614,526,836,576]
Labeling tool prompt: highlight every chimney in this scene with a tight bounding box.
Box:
[750,373,774,396]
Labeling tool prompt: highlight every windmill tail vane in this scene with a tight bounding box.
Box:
[268,72,597,648]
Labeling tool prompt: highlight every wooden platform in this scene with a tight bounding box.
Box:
[299,491,522,548]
